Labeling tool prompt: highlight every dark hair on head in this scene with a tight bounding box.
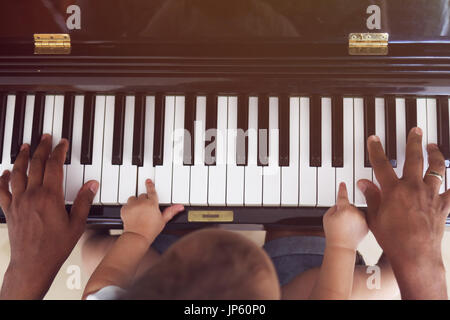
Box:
[123,230,277,300]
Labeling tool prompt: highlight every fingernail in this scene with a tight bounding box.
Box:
[428,143,438,150]
[41,134,51,141]
[357,180,367,193]
[176,204,185,211]
[368,135,380,143]
[413,127,422,136]
[2,170,10,178]
[89,181,99,194]
[59,138,69,146]
[20,143,29,151]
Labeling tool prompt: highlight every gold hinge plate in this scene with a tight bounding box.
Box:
[348,33,388,55]
[188,210,234,222]
[34,34,71,55]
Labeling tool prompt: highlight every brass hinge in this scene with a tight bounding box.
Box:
[34,34,71,54]
[348,33,388,55]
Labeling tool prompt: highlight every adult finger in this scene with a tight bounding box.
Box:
[28,134,52,188]
[162,204,184,224]
[423,144,445,194]
[403,127,424,181]
[43,139,68,194]
[145,179,159,206]
[11,144,30,196]
[367,135,397,189]
[441,190,450,218]
[357,179,381,227]
[0,170,12,213]
[70,180,99,237]
[336,182,349,208]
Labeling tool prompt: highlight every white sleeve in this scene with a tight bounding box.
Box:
[86,285,127,300]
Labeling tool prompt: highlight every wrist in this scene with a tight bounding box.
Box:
[325,240,358,253]
[1,262,58,300]
[122,231,154,247]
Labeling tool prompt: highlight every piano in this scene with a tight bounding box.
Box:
[0,0,449,229]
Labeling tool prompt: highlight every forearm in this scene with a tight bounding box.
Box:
[309,246,356,300]
[83,232,152,298]
[390,253,447,300]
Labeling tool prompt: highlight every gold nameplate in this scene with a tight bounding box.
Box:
[34,34,71,54]
[188,210,234,222]
[348,33,388,55]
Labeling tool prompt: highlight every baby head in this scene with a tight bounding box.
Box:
[125,229,280,299]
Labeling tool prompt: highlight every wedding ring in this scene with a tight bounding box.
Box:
[425,171,443,183]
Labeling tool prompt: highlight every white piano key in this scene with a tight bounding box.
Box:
[22,95,35,145]
[0,95,16,173]
[190,96,208,205]
[263,97,281,206]
[426,98,445,194]
[354,97,372,206]
[52,95,64,148]
[84,95,106,204]
[373,97,385,188]
[336,98,354,203]
[65,95,85,203]
[137,96,155,195]
[208,96,228,205]
[417,98,428,176]
[299,97,317,206]
[281,97,299,206]
[394,98,406,180]
[226,96,244,205]
[155,96,175,204]
[317,97,335,206]
[245,96,263,205]
[447,98,450,191]
[101,96,120,204]
[52,95,67,194]
[172,96,190,204]
[43,95,54,134]
[118,96,137,204]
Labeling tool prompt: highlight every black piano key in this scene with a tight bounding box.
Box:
[132,94,146,166]
[0,93,7,163]
[236,94,249,166]
[437,96,450,167]
[309,95,321,167]
[384,96,397,168]
[153,93,165,166]
[205,94,217,165]
[405,97,417,139]
[0,93,8,163]
[183,94,196,166]
[331,95,344,167]
[258,95,269,166]
[30,92,45,157]
[112,94,126,165]
[278,94,290,167]
[11,92,26,163]
[61,93,75,164]
[363,96,376,167]
[80,93,96,165]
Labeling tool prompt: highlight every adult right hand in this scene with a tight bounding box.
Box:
[358,127,450,299]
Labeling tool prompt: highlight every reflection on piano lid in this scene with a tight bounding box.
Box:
[0,0,449,228]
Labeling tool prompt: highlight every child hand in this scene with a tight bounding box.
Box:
[323,183,368,251]
[120,179,184,243]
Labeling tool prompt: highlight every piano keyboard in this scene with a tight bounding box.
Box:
[0,92,449,207]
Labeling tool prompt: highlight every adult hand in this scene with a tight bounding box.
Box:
[358,127,450,299]
[0,135,99,299]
